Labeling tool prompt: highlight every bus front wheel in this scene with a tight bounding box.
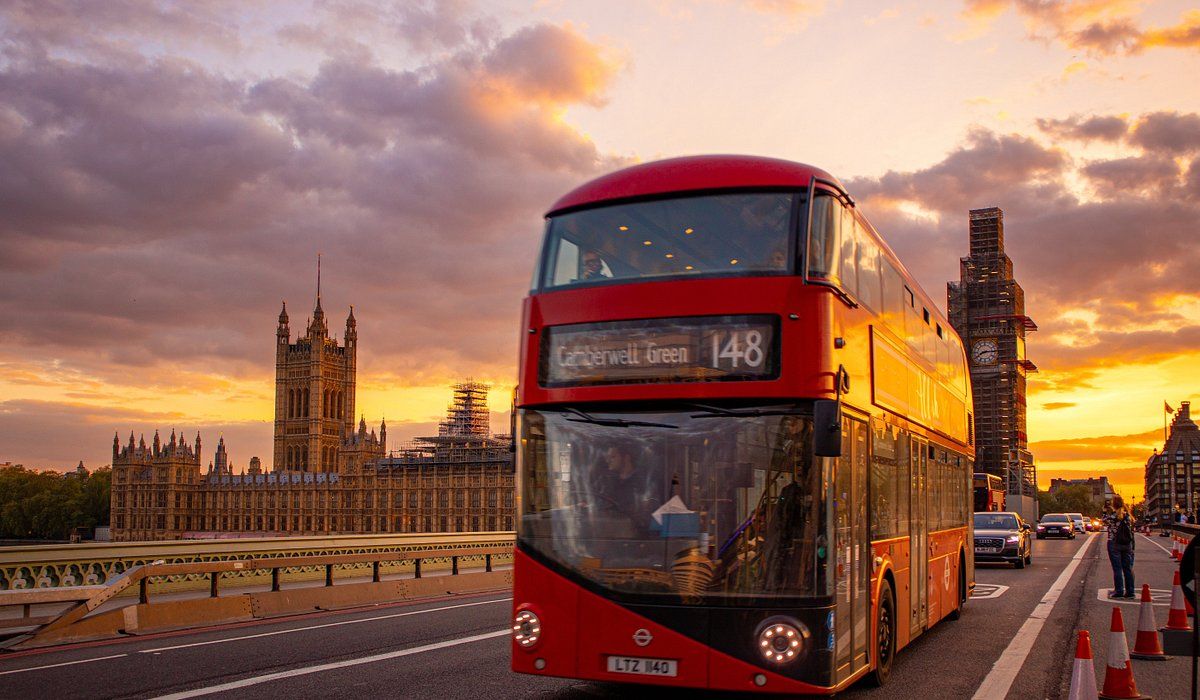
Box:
[869,580,895,687]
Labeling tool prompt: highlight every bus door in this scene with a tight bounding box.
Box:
[909,436,928,636]
[834,416,870,683]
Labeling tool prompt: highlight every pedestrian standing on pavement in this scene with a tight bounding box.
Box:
[1107,497,1136,598]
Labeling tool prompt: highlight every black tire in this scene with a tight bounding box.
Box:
[1014,554,1025,569]
[1036,534,1044,539]
[868,580,895,687]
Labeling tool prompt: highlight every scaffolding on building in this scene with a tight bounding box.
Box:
[438,381,491,437]
[948,207,1038,499]
[380,381,511,469]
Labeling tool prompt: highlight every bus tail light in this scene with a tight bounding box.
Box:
[756,618,809,664]
[513,609,542,650]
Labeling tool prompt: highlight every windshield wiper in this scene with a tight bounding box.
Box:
[685,403,808,419]
[561,407,678,429]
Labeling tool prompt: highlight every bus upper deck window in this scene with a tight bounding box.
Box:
[540,192,798,290]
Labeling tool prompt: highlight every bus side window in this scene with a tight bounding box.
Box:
[870,420,899,540]
[838,205,857,296]
[881,262,905,333]
[855,220,881,311]
[807,193,840,279]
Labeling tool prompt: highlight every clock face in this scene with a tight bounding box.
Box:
[972,339,999,365]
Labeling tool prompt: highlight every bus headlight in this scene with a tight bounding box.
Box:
[513,610,542,649]
[756,618,809,664]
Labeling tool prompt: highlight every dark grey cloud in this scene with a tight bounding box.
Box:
[0,4,623,387]
[1081,155,1182,198]
[1068,20,1141,55]
[1130,112,1200,154]
[1036,114,1129,142]
[848,118,1200,384]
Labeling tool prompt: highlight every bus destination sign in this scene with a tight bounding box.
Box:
[539,315,779,387]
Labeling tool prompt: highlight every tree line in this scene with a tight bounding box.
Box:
[0,466,110,540]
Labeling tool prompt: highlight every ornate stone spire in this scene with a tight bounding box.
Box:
[310,254,326,333]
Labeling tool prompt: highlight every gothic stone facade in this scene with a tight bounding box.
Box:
[1145,401,1200,524]
[109,297,514,542]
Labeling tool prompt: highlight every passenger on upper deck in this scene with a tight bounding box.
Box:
[580,249,611,281]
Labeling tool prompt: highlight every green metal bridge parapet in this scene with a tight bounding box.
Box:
[0,532,516,591]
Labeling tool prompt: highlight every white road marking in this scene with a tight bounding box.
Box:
[138,597,512,653]
[970,584,1009,600]
[149,629,510,699]
[1140,533,1173,557]
[0,653,128,677]
[1095,588,1170,606]
[971,533,1098,700]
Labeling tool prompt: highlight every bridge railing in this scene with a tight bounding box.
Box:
[0,539,515,649]
[0,531,515,590]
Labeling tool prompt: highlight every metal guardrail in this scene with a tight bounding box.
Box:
[0,542,514,649]
[0,531,515,590]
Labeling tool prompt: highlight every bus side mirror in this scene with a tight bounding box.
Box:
[813,399,842,457]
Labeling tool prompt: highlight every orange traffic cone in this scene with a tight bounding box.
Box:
[1130,584,1169,660]
[1068,630,1098,700]
[1171,536,1181,561]
[1165,570,1191,631]
[1099,607,1148,700]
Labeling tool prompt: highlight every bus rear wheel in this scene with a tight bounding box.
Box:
[869,580,895,687]
[947,555,966,620]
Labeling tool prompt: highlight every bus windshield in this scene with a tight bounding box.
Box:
[539,192,800,290]
[517,405,829,604]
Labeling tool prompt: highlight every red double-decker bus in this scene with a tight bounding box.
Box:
[511,155,974,694]
[973,473,1006,512]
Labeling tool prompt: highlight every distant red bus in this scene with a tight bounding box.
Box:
[973,473,1005,512]
[511,156,975,693]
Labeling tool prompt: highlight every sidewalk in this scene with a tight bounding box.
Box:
[1071,533,1196,699]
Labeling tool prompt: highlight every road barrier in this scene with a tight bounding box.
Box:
[0,531,515,591]
[0,540,513,650]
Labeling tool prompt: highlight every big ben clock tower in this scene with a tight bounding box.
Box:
[948,207,1039,512]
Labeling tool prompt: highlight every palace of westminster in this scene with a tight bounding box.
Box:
[109,292,513,541]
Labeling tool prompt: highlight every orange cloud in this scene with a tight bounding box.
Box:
[1030,428,1159,463]
[959,1,1200,55]
[1140,9,1200,50]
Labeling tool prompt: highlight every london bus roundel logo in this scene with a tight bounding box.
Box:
[633,629,653,647]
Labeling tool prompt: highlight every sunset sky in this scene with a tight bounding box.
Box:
[1,0,1198,502]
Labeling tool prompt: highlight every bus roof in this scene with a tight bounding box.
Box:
[545,155,961,354]
[547,155,844,216]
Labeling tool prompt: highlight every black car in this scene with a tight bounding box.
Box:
[974,512,1033,568]
[1037,513,1075,539]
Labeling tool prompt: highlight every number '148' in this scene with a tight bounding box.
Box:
[711,330,764,368]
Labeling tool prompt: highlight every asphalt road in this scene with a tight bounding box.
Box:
[0,532,1193,699]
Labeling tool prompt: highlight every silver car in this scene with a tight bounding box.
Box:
[973,512,1033,569]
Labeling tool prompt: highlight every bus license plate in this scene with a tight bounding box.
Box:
[606,655,678,677]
